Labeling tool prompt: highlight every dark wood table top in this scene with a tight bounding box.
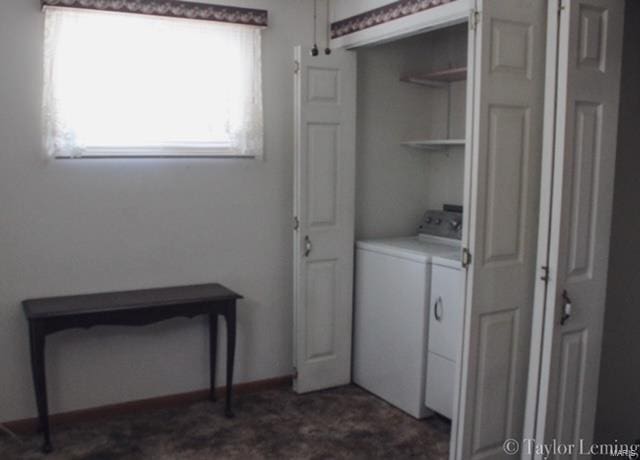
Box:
[23,283,243,319]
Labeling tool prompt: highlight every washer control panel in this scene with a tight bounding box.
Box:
[417,207,463,240]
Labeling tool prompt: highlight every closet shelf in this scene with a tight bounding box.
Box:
[400,67,468,87]
[402,139,466,150]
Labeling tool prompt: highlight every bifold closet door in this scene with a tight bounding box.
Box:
[531,0,624,452]
[292,46,357,393]
[453,0,547,459]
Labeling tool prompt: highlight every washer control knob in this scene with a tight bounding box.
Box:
[425,217,432,224]
[434,218,442,225]
[449,219,461,230]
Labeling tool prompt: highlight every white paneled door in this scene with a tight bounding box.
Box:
[292,46,357,393]
[454,0,547,459]
[530,0,624,453]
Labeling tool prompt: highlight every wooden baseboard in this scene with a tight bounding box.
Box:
[4,375,292,435]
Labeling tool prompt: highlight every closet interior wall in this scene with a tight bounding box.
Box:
[355,24,468,240]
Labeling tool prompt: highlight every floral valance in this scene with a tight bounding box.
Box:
[41,0,268,27]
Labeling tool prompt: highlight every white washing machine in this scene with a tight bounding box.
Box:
[353,208,462,419]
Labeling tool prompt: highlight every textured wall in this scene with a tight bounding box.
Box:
[330,0,396,22]
[0,0,314,422]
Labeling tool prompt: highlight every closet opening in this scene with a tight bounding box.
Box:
[352,22,469,446]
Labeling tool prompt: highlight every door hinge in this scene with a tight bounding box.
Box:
[294,60,300,75]
[462,248,473,269]
[540,265,550,283]
[469,9,480,31]
[558,0,566,14]
[293,216,300,231]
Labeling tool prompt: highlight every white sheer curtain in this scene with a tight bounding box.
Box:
[43,7,263,158]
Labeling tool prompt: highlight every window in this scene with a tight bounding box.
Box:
[43,7,263,158]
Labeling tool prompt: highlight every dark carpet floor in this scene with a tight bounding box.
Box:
[0,385,451,460]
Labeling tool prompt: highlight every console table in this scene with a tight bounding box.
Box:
[23,283,242,454]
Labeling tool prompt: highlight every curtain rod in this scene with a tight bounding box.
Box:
[41,0,268,27]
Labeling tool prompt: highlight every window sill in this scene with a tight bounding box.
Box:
[54,154,257,159]
[52,145,257,159]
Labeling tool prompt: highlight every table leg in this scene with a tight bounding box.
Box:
[224,304,236,418]
[29,321,52,454]
[209,313,218,402]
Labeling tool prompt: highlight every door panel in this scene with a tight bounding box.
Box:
[454,1,547,459]
[566,102,599,281]
[307,123,339,227]
[534,0,624,453]
[305,260,337,360]
[554,329,587,446]
[471,309,519,453]
[293,46,356,394]
[483,105,530,266]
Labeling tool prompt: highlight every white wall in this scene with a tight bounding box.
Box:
[330,0,395,22]
[0,0,314,423]
[355,25,467,239]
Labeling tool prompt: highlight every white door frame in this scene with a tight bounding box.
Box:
[451,8,478,457]
[523,0,563,446]
[332,11,477,458]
